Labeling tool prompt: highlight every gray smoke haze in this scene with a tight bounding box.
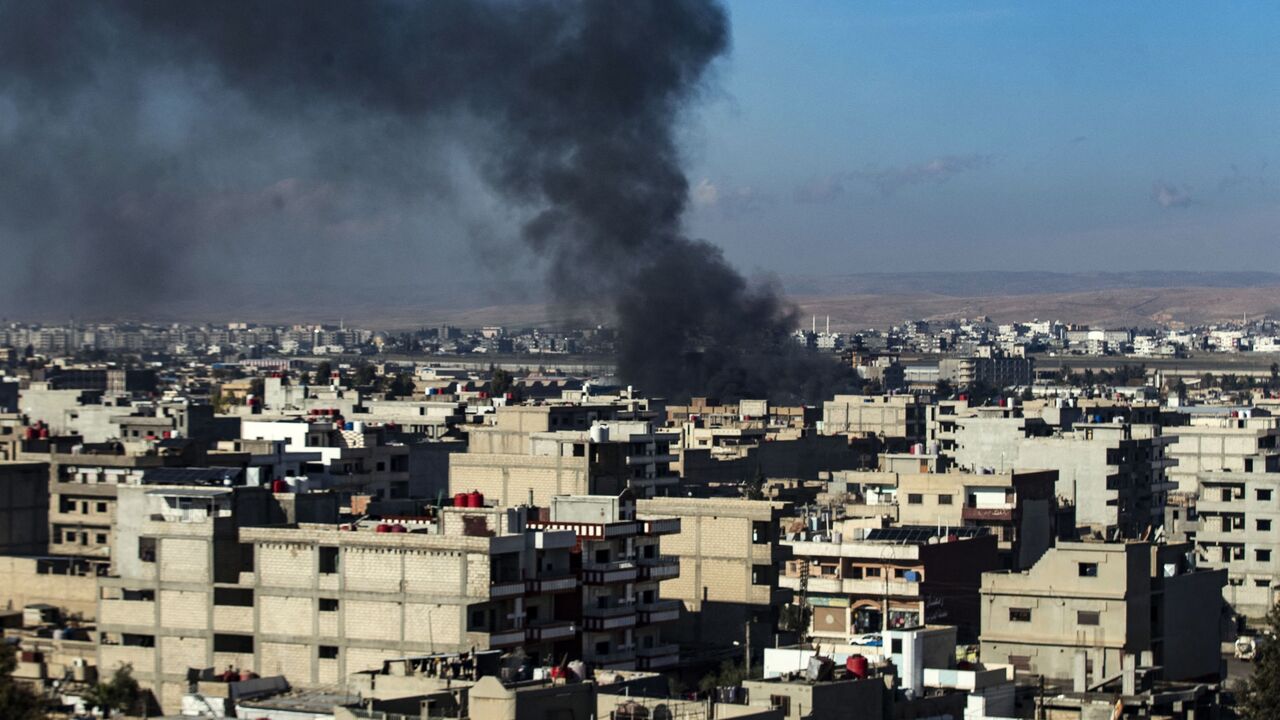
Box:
[0,0,849,401]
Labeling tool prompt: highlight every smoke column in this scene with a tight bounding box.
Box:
[0,0,850,401]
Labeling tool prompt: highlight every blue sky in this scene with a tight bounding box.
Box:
[685,2,1280,275]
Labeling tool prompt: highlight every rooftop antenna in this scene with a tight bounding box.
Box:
[826,316,830,334]
[811,315,816,334]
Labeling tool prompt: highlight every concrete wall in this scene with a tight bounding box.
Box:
[0,556,98,619]
[0,461,49,554]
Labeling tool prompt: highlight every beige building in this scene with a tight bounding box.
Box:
[979,541,1225,682]
[821,395,927,446]
[452,412,679,504]
[830,468,1059,570]
[1166,413,1280,494]
[636,497,791,662]
[1195,468,1280,618]
[781,526,997,641]
[96,485,578,713]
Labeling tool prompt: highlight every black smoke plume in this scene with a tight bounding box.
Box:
[0,0,850,402]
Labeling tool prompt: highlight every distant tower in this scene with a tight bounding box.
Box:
[811,315,816,334]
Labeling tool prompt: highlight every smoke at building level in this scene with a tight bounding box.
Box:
[0,0,851,402]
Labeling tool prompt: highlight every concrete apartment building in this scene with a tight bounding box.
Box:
[451,412,679,505]
[45,452,205,560]
[1195,468,1280,618]
[0,460,49,554]
[242,418,412,499]
[636,497,792,661]
[780,525,998,641]
[938,350,1034,390]
[950,417,1175,538]
[820,395,927,447]
[979,541,1225,682]
[830,468,1059,570]
[526,492,682,671]
[97,489,577,713]
[1165,412,1280,495]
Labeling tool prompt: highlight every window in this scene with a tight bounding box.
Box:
[752,564,771,585]
[213,588,254,607]
[319,547,339,574]
[470,610,485,630]
[213,634,254,653]
[96,502,108,513]
[319,645,339,659]
[95,533,107,545]
[894,568,907,578]
[1259,489,1274,502]
[865,567,881,577]
[1255,579,1272,588]
[1078,563,1098,577]
[595,548,611,564]
[1077,611,1100,626]
[890,638,903,654]
[1257,549,1272,563]
[319,598,339,612]
[752,521,770,544]
[937,494,953,505]
[1259,519,1272,532]
[769,696,791,716]
[138,537,156,563]
[1009,608,1032,622]
[907,493,923,505]
[847,566,863,579]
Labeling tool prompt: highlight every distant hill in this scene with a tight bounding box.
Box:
[13,271,1280,330]
[780,271,1280,298]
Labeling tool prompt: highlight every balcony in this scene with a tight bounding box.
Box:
[778,575,841,593]
[489,580,526,599]
[589,647,637,668]
[528,575,579,594]
[842,577,921,597]
[637,555,679,581]
[637,644,680,670]
[637,600,681,625]
[642,518,681,535]
[584,603,638,631]
[100,599,155,627]
[962,507,1013,522]
[527,620,578,642]
[488,628,526,648]
[583,561,639,584]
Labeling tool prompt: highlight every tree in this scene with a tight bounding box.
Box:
[0,644,43,720]
[1238,603,1280,719]
[313,361,333,386]
[1271,362,1279,390]
[85,663,141,717]
[741,467,766,501]
[491,368,514,398]
[354,363,378,387]
[386,373,416,398]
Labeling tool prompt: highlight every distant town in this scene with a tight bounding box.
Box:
[1,312,1278,718]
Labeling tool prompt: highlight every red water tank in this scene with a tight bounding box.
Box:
[467,490,484,508]
[38,427,49,439]
[846,654,868,679]
[271,479,288,494]
[375,523,393,533]
[453,492,468,507]
[389,525,407,533]
[24,427,36,441]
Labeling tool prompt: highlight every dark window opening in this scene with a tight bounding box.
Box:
[213,634,254,653]
[214,588,254,607]
[319,645,339,659]
[1078,563,1098,577]
[1009,608,1032,622]
[319,546,339,574]
[319,598,340,612]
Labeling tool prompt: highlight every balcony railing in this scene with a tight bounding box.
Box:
[583,561,638,584]
[527,620,578,642]
[527,575,578,594]
[489,580,526,599]
[637,555,679,581]
[487,628,526,647]
[584,603,638,631]
[637,600,681,625]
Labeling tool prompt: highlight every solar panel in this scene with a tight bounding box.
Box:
[864,525,987,544]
